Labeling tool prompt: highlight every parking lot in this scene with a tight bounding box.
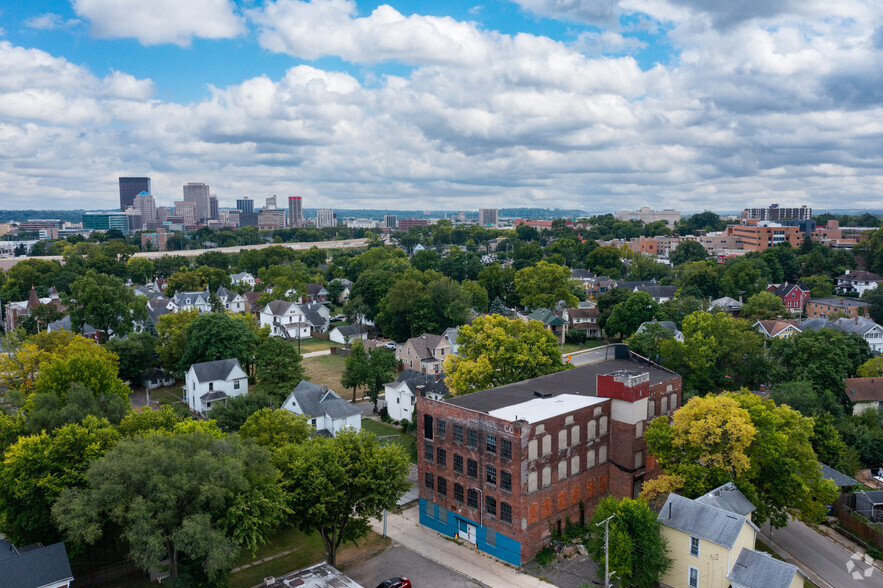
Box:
[343,545,486,588]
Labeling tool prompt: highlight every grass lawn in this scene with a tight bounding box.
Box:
[560,339,606,355]
[303,353,367,399]
[362,418,418,463]
[229,529,389,588]
[294,338,335,354]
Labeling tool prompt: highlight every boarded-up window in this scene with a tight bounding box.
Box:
[558,429,567,451]
[587,449,596,469]
[542,497,552,518]
[542,435,551,456]
[529,438,538,460]
[571,425,580,446]
[587,479,596,497]
[599,475,607,493]
[529,502,539,523]
[599,445,607,464]
[486,525,496,547]
[570,485,580,506]
[670,393,678,409]
[648,400,656,419]
[528,470,538,492]
[600,416,608,436]
[558,460,567,481]
[661,396,668,414]
[558,491,567,511]
[542,466,551,488]
[635,450,643,469]
[587,420,597,440]
[636,421,644,438]
[571,455,580,475]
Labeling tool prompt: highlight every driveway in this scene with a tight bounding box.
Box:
[343,545,486,588]
[762,519,883,587]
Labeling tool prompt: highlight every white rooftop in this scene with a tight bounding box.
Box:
[488,394,607,423]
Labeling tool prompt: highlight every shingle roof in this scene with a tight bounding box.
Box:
[567,307,598,319]
[264,299,298,316]
[334,324,366,337]
[190,358,241,382]
[836,271,883,282]
[798,318,833,331]
[844,378,883,403]
[772,281,809,297]
[695,482,756,516]
[405,333,446,360]
[820,462,859,488]
[727,548,802,588]
[216,285,238,300]
[710,296,742,310]
[658,493,755,549]
[832,316,881,336]
[47,315,98,336]
[638,320,680,335]
[526,308,567,326]
[387,368,449,397]
[571,269,595,280]
[0,541,74,588]
[754,320,801,337]
[172,290,209,306]
[638,285,678,299]
[807,297,870,308]
[286,380,360,419]
[301,303,326,328]
[446,352,678,414]
[200,390,228,402]
[305,283,327,296]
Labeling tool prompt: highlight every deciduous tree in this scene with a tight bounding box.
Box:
[605,291,664,338]
[669,240,708,265]
[515,261,578,309]
[341,339,370,402]
[770,329,871,394]
[240,408,312,448]
[178,313,257,375]
[64,271,146,338]
[207,392,277,432]
[739,291,789,320]
[155,309,201,376]
[253,338,305,403]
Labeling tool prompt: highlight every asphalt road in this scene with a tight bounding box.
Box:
[343,545,486,588]
[565,346,618,366]
[763,520,883,587]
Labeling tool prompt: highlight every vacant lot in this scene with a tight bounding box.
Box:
[303,353,368,399]
[362,418,417,463]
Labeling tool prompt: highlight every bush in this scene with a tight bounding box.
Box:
[534,545,556,566]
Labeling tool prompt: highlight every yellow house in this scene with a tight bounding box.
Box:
[657,485,805,588]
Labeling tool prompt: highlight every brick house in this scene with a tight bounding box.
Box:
[416,345,681,565]
[767,282,810,314]
[805,297,869,319]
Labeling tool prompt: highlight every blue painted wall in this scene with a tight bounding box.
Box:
[418,498,522,566]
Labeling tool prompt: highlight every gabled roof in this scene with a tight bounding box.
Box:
[567,307,598,319]
[710,296,742,310]
[820,462,859,488]
[695,482,756,516]
[637,285,678,299]
[305,283,328,296]
[637,320,680,335]
[527,308,567,326]
[47,314,99,336]
[200,390,228,402]
[404,333,447,360]
[797,318,833,331]
[836,271,883,282]
[333,324,366,337]
[0,541,74,588]
[230,271,253,280]
[832,316,882,336]
[387,368,449,397]
[263,300,299,316]
[754,320,801,337]
[570,268,595,280]
[727,548,804,588]
[189,358,242,382]
[286,380,360,420]
[844,378,883,403]
[807,297,870,308]
[771,281,809,297]
[658,493,757,549]
[172,290,209,305]
[301,303,326,328]
[331,277,353,287]
[216,285,240,300]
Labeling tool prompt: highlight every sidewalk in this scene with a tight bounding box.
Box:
[371,507,548,588]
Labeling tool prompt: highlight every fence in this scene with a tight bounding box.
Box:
[833,500,883,550]
[72,561,141,587]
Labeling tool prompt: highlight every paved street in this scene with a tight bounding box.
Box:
[762,519,883,587]
[370,507,548,588]
[343,545,486,588]
[565,346,617,366]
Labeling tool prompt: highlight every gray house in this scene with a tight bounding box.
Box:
[282,380,361,437]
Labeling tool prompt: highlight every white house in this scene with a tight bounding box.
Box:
[329,324,368,344]
[170,289,212,313]
[836,270,882,296]
[384,369,449,422]
[832,316,883,354]
[260,300,312,340]
[282,380,361,437]
[141,367,176,390]
[184,358,248,416]
[302,301,331,333]
[0,540,74,588]
[329,278,353,302]
[216,286,246,313]
[230,271,256,287]
[636,320,684,342]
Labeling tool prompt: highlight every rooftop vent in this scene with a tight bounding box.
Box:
[533,390,553,398]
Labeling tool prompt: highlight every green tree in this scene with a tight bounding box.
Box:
[515,261,578,309]
[207,392,278,432]
[605,291,663,338]
[659,296,706,328]
[341,339,370,402]
[626,322,675,363]
[18,303,65,336]
[64,271,146,338]
[155,309,201,376]
[105,331,160,383]
[274,430,410,566]
[32,336,131,406]
[719,260,765,298]
[800,274,834,298]
[240,408,312,448]
[0,416,119,545]
[127,257,155,285]
[179,313,257,376]
[585,246,624,278]
[857,355,883,377]
[477,263,517,306]
[586,497,671,588]
[253,338,305,403]
[739,291,788,320]
[811,413,862,477]
[596,287,632,332]
[669,240,708,265]
[27,383,128,433]
[770,329,871,394]
[365,348,399,411]
[862,288,883,322]
[444,315,565,396]
[676,261,720,299]
[643,392,838,528]
[53,431,286,582]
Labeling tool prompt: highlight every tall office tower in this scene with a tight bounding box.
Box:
[741,204,812,222]
[265,195,277,210]
[119,177,151,211]
[384,214,398,229]
[236,197,254,214]
[288,196,303,227]
[316,208,335,228]
[174,201,198,225]
[132,192,157,223]
[182,182,211,222]
[210,195,219,220]
[156,206,172,222]
[124,208,143,232]
[479,208,498,226]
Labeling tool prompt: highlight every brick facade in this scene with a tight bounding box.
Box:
[416,350,682,565]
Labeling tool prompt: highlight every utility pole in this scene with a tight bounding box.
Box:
[596,513,616,588]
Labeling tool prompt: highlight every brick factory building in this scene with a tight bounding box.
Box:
[416,345,682,565]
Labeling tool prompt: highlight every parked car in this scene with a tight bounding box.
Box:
[377,578,411,588]
[385,341,397,350]
[331,314,346,321]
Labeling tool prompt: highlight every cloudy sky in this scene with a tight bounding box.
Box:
[1,0,881,213]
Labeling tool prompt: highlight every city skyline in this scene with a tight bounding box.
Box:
[1,1,881,212]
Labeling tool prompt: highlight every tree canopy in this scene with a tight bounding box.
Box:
[178,313,258,375]
[739,291,789,320]
[514,261,579,309]
[253,337,305,403]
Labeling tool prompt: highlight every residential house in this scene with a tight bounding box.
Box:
[805,297,869,319]
[844,378,883,415]
[304,283,329,303]
[46,315,99,340]
[230,271,256,287]
[4,285,65,331]
[0,540,74,588]
[329,324,368,344]
[141,368,176,390]
[617,281,678,303]
[565,306,600,338]
[832,316,883,353]
[820,462,859,492]
[727,547,806,588]
[396,333,454,374]
[242,291,261,313]
[767,282,810,314]
[836,270,882,296]
[855,491,883,523]
[384,369,449,422]
[417,345,682,565]
[146,296,174,325]
[184,358,248,415]
[753,319,802,339]
[153,277,169,293]
[301,301,331,333]
[442,326,460,354]
[260,300,312,340]
[584,276,617,299]
[282,380,361,437]
[216,286,246,313]
[525,308,568,343]
[329,278,353,302]
[709,296,742,316]
[636,320,684,342]
[170,289,212,313]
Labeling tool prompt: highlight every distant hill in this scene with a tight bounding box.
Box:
[0,209,102,224]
